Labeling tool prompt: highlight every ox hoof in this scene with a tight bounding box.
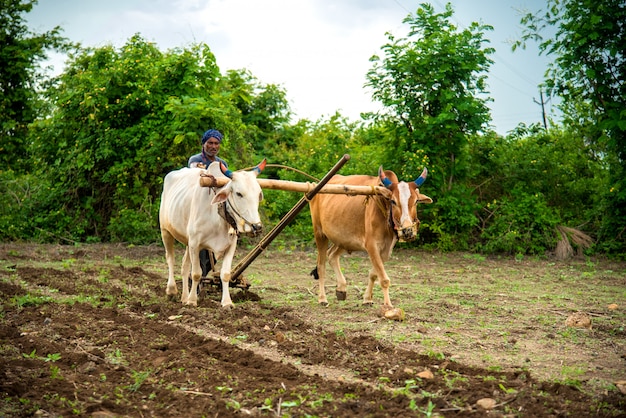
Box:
[319,301,329,307]
[336,290,347,301]
[221,303,234,310]
[362,301,374,306]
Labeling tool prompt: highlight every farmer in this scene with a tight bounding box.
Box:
[188,128,228,277]
[188,128,228,169]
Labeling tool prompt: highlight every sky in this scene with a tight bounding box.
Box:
[26,0,558,135]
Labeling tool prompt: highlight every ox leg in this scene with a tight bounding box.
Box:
[327,244,348,301]
[365,248,393,308]
[180,248,191,303]
[161,229,178,300]
[218,241,238,308]
[314,235,330,306]
[364,268,376,305]
[184,246,203,306]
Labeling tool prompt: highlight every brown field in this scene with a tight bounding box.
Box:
[1,242,625,417]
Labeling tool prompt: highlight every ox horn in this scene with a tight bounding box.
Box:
[414,167,428,187]
[378,166,393,188]
[252,158,267,176]
[220,162,233,179]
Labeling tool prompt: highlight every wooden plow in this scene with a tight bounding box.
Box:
[198,154,390,291]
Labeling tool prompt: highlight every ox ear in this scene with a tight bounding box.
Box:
[417,193,433,204]
[212,186,231,205]
[220,162,233,179]
[252,158,267,176]
[378,166,393,188]
[414,167,428,187]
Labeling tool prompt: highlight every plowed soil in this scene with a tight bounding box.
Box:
[1,242,625,417]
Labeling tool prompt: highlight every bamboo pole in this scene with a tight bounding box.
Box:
[199,173,391,197]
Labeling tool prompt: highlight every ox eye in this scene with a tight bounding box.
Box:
[236,192,244,198]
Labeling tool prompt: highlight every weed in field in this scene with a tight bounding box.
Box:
[49,365,62,380]
[98,268,110,283]
[127,370,151,392]
[12,294,51,308]
[61,258,76,269]
[425,350,446,361]
[442,370,469,389]
[216,386,233,394]
[463,254,486,262]
[498,383,517,395]
[416,400,436,417]
[106,348,127,366]
[44,353,61,362]
[225,399,241,410]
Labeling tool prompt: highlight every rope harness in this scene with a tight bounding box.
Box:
[365,186,418,243]
[223,194,262,237]
[201,172,260,236]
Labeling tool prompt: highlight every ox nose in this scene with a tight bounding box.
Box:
[398,220,420,242]
[251,222,263,236]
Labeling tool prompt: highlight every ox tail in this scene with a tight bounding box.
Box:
[310,267,319,280]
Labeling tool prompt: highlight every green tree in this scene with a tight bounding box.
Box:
[220,69,291,159]
[365,2,494,248]
[515,0,626,255]
[25,36,255,243]
[0,0,69,171]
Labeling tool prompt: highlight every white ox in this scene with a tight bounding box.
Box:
[309,167,432,307]
[159,160,266,307]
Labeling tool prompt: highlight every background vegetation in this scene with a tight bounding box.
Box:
[1,0,624,258]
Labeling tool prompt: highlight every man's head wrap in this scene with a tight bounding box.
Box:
[201,129,224,144]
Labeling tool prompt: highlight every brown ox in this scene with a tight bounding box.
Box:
[309,167,432,307]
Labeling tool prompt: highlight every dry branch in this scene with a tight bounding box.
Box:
[555,225,594,260]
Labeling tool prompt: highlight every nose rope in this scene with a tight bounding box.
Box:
[225,195,260,233]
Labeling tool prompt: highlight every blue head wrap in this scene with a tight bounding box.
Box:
[201,129,224,144]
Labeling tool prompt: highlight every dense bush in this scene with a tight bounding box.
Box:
[3,1,623,257]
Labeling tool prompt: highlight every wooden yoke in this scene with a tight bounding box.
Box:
[199,173,392,198]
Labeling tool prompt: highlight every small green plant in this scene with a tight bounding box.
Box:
[127,370,151,392]
[425,350,446,361]
[225,399,241,410]
[49,365,62,380]
[62,258,77,268]
[418,400,436,417]
[22,349,38,359]
[12,294,51,308]
[280,400,299,408]
[98,268,111,283]
[106,348,127,366]
[44,353,61,362]
[499,383,517,394]
[463,253,486,262]
[216,386,233,394]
